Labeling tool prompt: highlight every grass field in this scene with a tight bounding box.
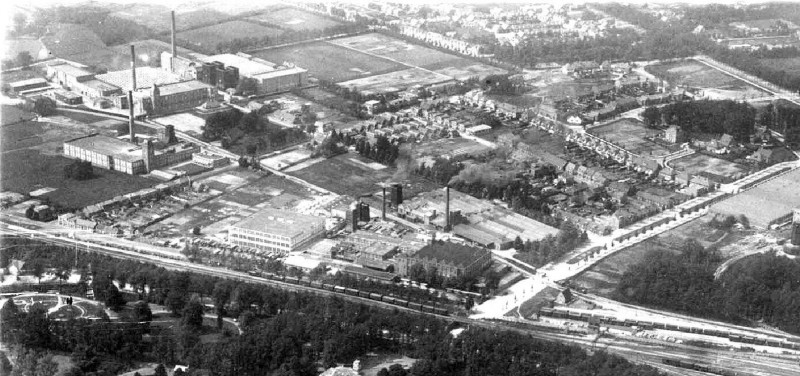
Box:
[338,68,453,94]
[588,118,674,157]
[432,63,508,81]
[112,5,230,32]
[669,153,747,179]
[180,20,284,51]
[248,7,342,31]
[288,153,439,198]
[1,149,156,210]
[254,42,406,82]
[645,60,769,100]
[331,33,463,68]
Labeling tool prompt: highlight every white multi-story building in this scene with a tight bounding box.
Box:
[228,209,325,254]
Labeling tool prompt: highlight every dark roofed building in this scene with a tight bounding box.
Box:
[397,241,491,279]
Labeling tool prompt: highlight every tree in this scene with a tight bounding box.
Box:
[182,296,204,331]
[13,13,27,35]
[641,106,661,127]
[33,97,56,116]
[132,301,152,323]
[408,263,426,283]
[63,160,94,180]
[154,364,167,376]
[237,156,250,168]
[105,284,126,311]
[236,78,258,96]
[513,236,524,251]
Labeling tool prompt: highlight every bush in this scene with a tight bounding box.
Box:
[63,160,94,180]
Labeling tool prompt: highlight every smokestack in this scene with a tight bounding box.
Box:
[171,11,177,62]
[128,91,135,143]
[445,186,450,231]
[382,187,387,221]
[130,44,137,91]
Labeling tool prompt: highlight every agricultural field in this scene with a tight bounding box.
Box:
[330,33,463,68]
[669,153,748,180]
[111,5,230,32]
[646,60,769,99]
[248,7,343,31]
[254,42,406,82]
[338,68,453,95]
[1,149,156,211]
[288,153,439,198]
[180,20,284,51]
[588,118,676,157]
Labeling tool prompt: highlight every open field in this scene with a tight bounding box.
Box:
[288,153,439,198]
[255,42,406,82]
[569,216,733,296]
[110,39,200,68]
[669,153,748,179]
[248,7,342,31]
[338,68,453,95]
[646,60,769,99]
[711,168,800,228]
[588,118,675,157]
[330,33,464,68]
[1,105,37,126]
[180,20,284,51]
[412,137,492,160]
[431,62,509,81]
[1,149,155,210]
[111,5,230,33]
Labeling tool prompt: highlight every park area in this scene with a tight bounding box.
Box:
[588,118,675,157]
[7,293,107,320]
[254,42,406,83]
[180,20,284,52]
[288,153,439,198]
[248,7,342,31]
[669,153,748,180]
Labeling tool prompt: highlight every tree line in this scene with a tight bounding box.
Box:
[0,237,663,376]
[615,238,800,334]
[642,100,756,141]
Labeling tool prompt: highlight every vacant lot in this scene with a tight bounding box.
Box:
[248,7,342,31]
[254,42,406,82]
[1,149,155,210]
[289,153,438,198]
[331,33,462,68]
[669,153,748,180]
[338,68,453,95]
[588,118,674,157]
[180,20,284,51]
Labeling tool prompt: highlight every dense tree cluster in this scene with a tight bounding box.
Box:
[646,100,756,141]
[354,135,400,165]
[63,160,94,181]
[615,239,800,334]
[763,101,800,145]
[514,221,588,267]
[33,97,57,117]
[202,109,307,153]
[0,237,663,376]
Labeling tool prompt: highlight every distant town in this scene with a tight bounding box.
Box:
[1,2,800,376]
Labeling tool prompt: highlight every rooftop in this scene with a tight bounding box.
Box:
[49,62,95,78]
[203,53,275,76]
[82,79,121,92]
[96,67,181,92]
[8,78,48,88]
[65,134,142,162]
[252,66,308,80]
[232,208,325,239]
[412,241,488,267]
[156,80,213,96]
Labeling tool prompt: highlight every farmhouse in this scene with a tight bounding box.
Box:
[228,209,325,254]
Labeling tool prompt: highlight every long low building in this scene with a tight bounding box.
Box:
[710,168,800,228]
[64,134,199,175]
[228,209,326,254]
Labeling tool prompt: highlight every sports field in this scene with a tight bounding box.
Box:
[588,118,673,157]
[338,68,453,94]
[331,33,463,68]
[669,153,747,179]
[254,42,406,82]
[248,7,342,31]
[180,21,284,51]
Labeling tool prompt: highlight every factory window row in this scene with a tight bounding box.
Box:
[232,239,286,253]
[230,233,289,248]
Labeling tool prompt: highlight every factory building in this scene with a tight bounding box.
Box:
[47,62,122,98]
[396,241,491,279]
[199,53,308,94]
[228,209,326,254]
[63,133,199,175]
